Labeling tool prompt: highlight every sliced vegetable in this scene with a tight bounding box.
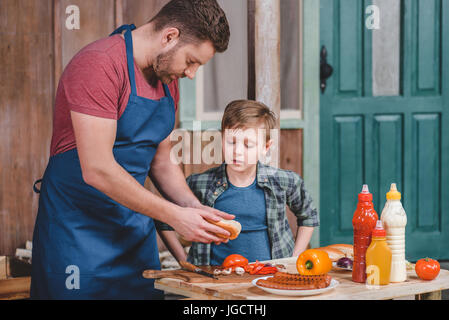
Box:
[250,262,265,275]
[296,249,332,275]
[415,258,440,281]
[244,261,279,275]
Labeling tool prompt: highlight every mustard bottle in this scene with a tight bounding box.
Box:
[366,220,392,286]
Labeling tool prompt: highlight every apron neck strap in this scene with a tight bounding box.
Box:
[111,24,138,96]
[162,83,173,100]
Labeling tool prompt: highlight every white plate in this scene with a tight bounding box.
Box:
[252,276,339,297]
[332,261,352,271]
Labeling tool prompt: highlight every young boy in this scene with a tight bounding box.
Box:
[157,100,319,265]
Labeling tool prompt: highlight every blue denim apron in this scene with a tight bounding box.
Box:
[30,24,175,299]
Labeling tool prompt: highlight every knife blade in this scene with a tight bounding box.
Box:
[179,261,218,280]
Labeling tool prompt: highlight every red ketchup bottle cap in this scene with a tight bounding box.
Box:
[372,220,386,237]
[358,184,373,202]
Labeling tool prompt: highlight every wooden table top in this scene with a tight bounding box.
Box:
[154,257,449,300]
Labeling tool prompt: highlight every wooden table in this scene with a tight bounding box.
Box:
[154,257,449,300]
[0,277,31,300]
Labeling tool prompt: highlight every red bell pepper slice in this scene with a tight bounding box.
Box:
[250,263,265,275]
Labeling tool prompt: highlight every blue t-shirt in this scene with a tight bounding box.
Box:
[210,178,272,265]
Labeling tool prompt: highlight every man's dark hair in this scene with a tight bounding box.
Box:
[149,0,230,53]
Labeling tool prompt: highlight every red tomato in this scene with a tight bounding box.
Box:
[415,258,440,281]
[222,254,248,269]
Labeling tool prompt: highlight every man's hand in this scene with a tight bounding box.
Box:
[150,136,236,244]
[190,202,235,221]
[169,206,235,244]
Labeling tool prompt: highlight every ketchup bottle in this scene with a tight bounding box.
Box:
[352,184,378,283]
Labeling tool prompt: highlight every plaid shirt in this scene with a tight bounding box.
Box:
[156,162,319,265]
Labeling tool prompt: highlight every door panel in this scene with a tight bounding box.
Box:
[414,0,441,95]
[372,114,404,208]
[412,114,441,231]
[334,116,364,235]
[320,0,449,260]
[337,0,364,95]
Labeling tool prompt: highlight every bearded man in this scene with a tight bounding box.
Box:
[31,0,233,300]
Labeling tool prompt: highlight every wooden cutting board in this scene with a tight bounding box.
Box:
[142,266,267,283]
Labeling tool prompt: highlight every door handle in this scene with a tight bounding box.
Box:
[320,45,333,93]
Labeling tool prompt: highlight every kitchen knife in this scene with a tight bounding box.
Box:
[179,261,218,280]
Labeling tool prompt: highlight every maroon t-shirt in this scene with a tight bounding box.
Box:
[50,34,179,156]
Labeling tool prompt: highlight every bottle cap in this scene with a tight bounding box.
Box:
[386,183,401,200]
[372,220,386,237]
[358,184,373,202]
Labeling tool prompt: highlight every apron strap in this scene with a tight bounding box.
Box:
[110,24,138,96]
[109,24,136,36]
[162,83,173,101]
[33,179,42,194]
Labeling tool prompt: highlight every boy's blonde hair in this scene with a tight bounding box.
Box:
[221,100,277,139]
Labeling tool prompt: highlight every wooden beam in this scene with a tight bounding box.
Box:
[53,0,62,87]
[115,0,123,28]
[254,0,281,166]
[247,0,256,100]
[254,0,281,122]
[302,0,321,249]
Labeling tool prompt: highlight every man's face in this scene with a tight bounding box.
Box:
[153,40,215,84]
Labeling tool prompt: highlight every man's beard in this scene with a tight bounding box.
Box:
[142,46,179,87]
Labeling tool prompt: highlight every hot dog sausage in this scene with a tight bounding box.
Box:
[256,272,332,290]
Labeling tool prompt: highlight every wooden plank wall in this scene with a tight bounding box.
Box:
[0,0,55,256]
[0,0,169,255]
[0,0,304,255]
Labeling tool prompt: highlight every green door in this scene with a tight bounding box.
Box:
[320,0,449,260]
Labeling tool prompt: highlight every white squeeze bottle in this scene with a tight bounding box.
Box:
[380,183,407,282]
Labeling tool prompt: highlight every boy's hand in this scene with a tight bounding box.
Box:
[169,206,236,244]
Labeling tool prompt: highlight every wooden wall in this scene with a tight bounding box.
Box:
[0,0,169,255]
[0,0,304,255]
[0,0,55,256]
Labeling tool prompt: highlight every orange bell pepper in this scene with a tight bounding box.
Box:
[296,249,332,275]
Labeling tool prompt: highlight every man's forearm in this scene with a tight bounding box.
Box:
[84,158,180,225]
[150,160,201,208]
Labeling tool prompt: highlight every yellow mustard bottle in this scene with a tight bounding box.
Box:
[366,220,392,286]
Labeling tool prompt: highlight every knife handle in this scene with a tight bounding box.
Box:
[179,260,198,272]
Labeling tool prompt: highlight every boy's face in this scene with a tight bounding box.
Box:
[222,123,272,172]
